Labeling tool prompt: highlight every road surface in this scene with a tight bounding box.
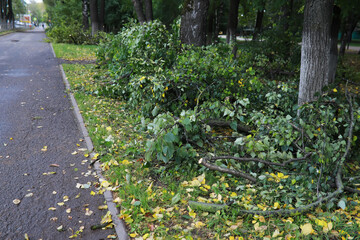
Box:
[0,29,116,239]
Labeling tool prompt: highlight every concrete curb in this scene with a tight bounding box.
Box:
[50,43,129,240]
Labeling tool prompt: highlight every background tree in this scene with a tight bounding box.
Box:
[132,0,153,24]
[298,0,334,106]
[82,0,89,30]
[226,0,240,44]
[180,0,210,46]
[90,0,99,35]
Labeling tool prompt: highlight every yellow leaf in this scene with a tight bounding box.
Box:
[48,207,57,211]
[90,191,96,196]
[230,192,237,197]
[98,205,108,210]
[272,229,282,238]
[129,233,137,238]
[101,180,110,188]
[66,208,71,213]
[41,146,48,152]
[57,202,64,206]
[194,221,205,228]
[106,126,112,131]
[121,159,131,165]
[300,223,313,235]
[274,202,280,209]
[142,233,150,239]
[189,209,196,219]
[333,88,338,93]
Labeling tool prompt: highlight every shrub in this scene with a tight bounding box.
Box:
[46,22,103,45]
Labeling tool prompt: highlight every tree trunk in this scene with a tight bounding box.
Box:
[144,0,153,22]
[226,0,240,44]
[339,15,359,56]
[132,0,146,24]
[252,9,264,41]
[298,0,334,106]
[82,0,89,31]
[89,0,99,36]
[180,0,210,46]
[328,5,341,84]
[99,0,105,31]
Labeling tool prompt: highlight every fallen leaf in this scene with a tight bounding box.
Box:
[57,202,64,206]
[41,146,48,152]
[66,208,71,213]
[85,208,93,216]
[25,193,33,198]
[63,196,69,202]
[98,205,108,210]
[50,164,59,167]
[13,199,21,205]
[24,233,29,240]
[56,225,64,232]
[50,217,58,222]
[48,207,56,211]
[300,223,313,235]
[71,151,78,155]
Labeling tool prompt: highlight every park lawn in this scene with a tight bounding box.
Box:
[52,43,97,61]
[56,44,360,240]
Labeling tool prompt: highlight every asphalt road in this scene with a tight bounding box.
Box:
[0,29,115,239]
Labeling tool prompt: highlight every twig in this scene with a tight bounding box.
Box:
[204,153,312,168]
[199,158,257,183]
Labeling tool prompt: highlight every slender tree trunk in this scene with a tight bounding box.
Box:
[328,5,341,84]
[226,0,240,44]
[82,0,89,31]
[144,0,153,22]
[252,9,264,41]
[89,0,99,36]
[339,15,359,56]
[180,0,210,46]
[298,0,334,106]
[132,0,146,24]
[99,0,105,31]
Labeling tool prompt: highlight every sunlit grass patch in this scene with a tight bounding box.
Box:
[52,43,97,61]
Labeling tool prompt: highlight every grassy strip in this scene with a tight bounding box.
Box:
[57,45,360,240]
[52,43,97,61]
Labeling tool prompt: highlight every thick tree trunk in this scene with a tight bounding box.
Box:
[99,0,105,31]
[82,0,89,31]
[328,5,341,84]
[226,0,240,44]
[252,9,264,41]
[180,0,210,46]
[298,0,334,106]
[89,0,99,36]
[144,0,153,22]
[132,0,146,24]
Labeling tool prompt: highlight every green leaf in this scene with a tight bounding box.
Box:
[230,121,237,131]
[164,132,176,143]
[338,199,346,210]
[171,193,181,205]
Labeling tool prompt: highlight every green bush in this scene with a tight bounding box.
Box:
[46,22,103,45]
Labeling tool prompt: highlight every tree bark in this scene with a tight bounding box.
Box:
[144,0,153,22]
[298,0,334,106]
[328,5,341,84]
[82,0,89,31]
[226,0,240,44]
[132,0,146,24]
[252,9,264,41]
[180,0,210,46]
[99,0,105,31]
[89,0,99,35]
